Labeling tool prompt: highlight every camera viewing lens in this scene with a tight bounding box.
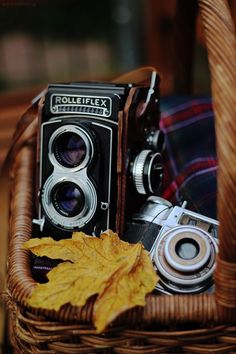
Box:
[175,238,200,260]
[53,132,87,167]
[52,182,85,217]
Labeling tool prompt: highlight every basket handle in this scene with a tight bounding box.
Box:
[198,0,236,311]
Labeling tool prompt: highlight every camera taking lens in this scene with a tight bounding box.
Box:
[175,238,200,260]
[51,181,85,217]
[124,196,218,294]
[153,225,217,294]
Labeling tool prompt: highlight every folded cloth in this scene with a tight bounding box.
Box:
[160,96,217,219]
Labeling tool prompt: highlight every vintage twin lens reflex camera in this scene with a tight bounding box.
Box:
[33,73,163,238]
[125,196,218,295]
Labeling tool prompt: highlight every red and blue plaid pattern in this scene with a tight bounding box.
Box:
[160,96,217,219]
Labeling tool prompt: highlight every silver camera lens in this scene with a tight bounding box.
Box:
[41,175,97,230]
[49,125,93,170]
[153,226,218,294]
[51,181,85,217]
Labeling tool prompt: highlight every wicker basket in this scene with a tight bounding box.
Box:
[4,0,236,352]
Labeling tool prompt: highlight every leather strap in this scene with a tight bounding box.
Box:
[114,67,160,235]
[112,66,160,85]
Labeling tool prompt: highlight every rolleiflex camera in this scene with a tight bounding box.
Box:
[124,196,218,294]
[33,70,163,238]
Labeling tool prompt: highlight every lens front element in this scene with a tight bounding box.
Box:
[49,125,93,170]
[153,225,218,293]
[175,238,200,260]
[54,132,87,168]
[52,181,85,217]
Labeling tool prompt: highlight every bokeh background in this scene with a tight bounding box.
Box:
[0,0,216,168]
[1,0,236,351]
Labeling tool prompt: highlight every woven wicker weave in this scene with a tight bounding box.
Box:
[4,0,236,352]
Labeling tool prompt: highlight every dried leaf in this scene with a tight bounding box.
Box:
[24,230,158,332]
[94,247,157,332]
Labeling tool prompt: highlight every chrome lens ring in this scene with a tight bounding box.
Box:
[132,150,163,195]
[153,226,218,291]
[48,124,94,171]
[164,228,211,272]
[41,175,97,230]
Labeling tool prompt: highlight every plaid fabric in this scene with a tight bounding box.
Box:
[160,96,217,219]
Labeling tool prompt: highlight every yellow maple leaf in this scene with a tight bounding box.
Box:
[24,230,158,332]
[94,247,157,332]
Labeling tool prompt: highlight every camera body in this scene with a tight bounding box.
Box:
[124,196,218,294]
[33,74,163,238]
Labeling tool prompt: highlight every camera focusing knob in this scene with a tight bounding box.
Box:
[132,149,163,195]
